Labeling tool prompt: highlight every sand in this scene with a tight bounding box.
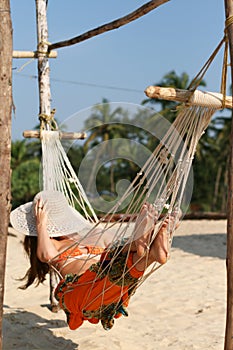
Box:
[3,220,227,350]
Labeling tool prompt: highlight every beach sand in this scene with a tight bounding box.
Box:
[3,220,227,350]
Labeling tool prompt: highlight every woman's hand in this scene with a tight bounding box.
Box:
[34,198,48,228]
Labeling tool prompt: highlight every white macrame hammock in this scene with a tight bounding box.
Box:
[40,87,228,320]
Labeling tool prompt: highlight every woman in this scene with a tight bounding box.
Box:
[10,190,171,330]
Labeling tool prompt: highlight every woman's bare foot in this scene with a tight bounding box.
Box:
[149,219,169,265]
[147,213,180,266]
[133,216,176,271]
[133,220,169,271]
[133,203,158,258]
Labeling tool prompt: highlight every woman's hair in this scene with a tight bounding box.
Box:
[19,236,50,289]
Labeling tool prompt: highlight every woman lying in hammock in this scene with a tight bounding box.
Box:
[10,190,176,331]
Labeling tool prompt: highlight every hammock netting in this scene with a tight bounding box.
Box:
[39,89,223,327]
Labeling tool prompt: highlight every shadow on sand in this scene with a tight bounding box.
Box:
[3,308,79,350]
[172,233,226,260]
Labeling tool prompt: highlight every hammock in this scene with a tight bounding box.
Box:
[41,130,98,223]
[38,87,230,329]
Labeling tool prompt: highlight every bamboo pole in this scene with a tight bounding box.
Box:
[0,1,12,349]
[13,50,57,58]
[35,0,51,118]
[224,1,233,349]
[23,130,87,139]
[145,85,233,109]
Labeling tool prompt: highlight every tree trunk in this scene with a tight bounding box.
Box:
[224,1,233,349]
[0,1,12,348]
[212,165,222,211]
[221,161,229,213]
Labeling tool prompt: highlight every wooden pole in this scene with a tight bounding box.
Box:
[35,0,60,312]
[224,1,233,349]
[0,1,12,349]
[23,130,87,139]
[145,85,233,109]
[35,0,51,118]
[13,50,57,58]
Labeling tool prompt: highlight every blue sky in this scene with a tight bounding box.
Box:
[11,0,226,140]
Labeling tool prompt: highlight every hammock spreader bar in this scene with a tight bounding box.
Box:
[145,86,233,110]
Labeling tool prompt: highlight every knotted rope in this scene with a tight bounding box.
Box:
[39,108,58,132]
[183,17,233,109]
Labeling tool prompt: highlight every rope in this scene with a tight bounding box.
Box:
[189,90,227,109]
[221,15,233,108]
[187,16,233,109]
[37,41,52,56]
[39,108,58,132]
[220,34,228,109]
[17,59,34,73]
[225,15,233,29]
[41,130,99,222]
[186,36,226,108]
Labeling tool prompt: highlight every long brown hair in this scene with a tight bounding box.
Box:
[19,236,50,289]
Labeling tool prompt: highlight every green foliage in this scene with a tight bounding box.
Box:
[11,139,41,208]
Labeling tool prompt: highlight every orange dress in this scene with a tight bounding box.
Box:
[55,245,143,330]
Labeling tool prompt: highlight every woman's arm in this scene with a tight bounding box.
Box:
[35,198,59,262]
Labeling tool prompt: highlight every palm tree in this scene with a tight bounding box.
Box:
[83,98,127,193]
[84,98,126,149]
